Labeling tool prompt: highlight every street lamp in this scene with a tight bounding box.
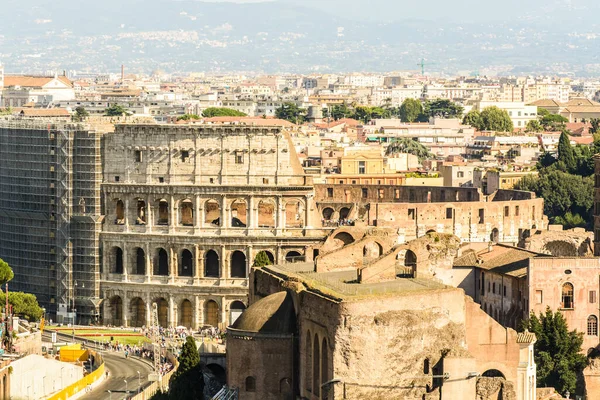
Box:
[124,379,128,394]
[137,371,141,393]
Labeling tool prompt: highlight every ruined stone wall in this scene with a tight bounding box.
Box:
[104,124,308,186]
[523,228,593,257]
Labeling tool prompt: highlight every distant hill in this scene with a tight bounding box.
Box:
[1,0,600,75]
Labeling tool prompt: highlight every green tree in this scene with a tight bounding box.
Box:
[479,106,514,132]
[590,118,600,134]
[104,104,129,117]
[522,308,587,395]
[462,110,483,130]
[253,251,273,268]
[275,102,306,124]
[538,108,568,131]
[525,120,543,133]
[0,107,12,116]
[385,138,434,162]
[330,103,352,120]
[558,132,576,172]
[169,336,204,399]
[424,99,464,119]
[0,292,43,321]
[72,107,89,122]
[553,211,586,229]
[201,107,247,118]
[399,99,423,122]
[177,114,201,121]
[0,259,14,286]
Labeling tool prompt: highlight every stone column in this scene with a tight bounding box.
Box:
[124,198,130,228]
[169,195,176,233]
[168,296,176,328]
[276,196,284,232]
[198,198,205,229]
[195,246,204,279]
[122,292,129,327]
[247,245,253,277]
[145,294,152,327]
[101,245,109,280]
[305,194,314,228]
[220,297,228,328]
[145,243,152,282]
[122,245,128,282]
[146,196,153,233]
[195,296,204,330]
[170,247,176,283]
[248,196,255,230]
[220,245,227,279]
[195,194,202,230]
[221,195,229,229]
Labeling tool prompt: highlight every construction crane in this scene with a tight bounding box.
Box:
[417,58,435,75]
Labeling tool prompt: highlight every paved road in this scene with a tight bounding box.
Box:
[42,331,154,400]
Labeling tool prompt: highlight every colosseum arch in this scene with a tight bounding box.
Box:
[205,300,219,327]
[130,297,146,328]
[136,199,147,225]
[331,232,355,249]
[134,248,146,275]
[180,249,194,277]
[230,251,247,278]
[115,199,125,225]
[157,199,169,225]
[363,241,384,261]
[285,199,305,228]
[180,199,194,226]
[113,247,123,274]
[257,199,275,228]
[179,299,193,328]
[154,298,168,327]
[109,295,123,326]
[230,198,248,227]
[205,199,221,226]
[155,248,169,276]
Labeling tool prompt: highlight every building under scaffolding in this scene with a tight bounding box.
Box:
[0,117,103,323]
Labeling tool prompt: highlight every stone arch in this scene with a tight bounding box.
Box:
[180,199,194,226]
[157,199,169,225]
[113,247,123,274]
[312,333,320,396]
[205,300,219,327]
[207,364,226,385]
[205,250,220,277]
[257,199,275,228]
[155,248,169,276]
[285,251,303,263]
[230,300,246,325]
[588,315,598,336]
[363,241,383,260]
[135,247,146,275]
[490,228,499,243]
[482,369,506,378]
[339,206,351,220]
[154,298,168,327]
[321,337,329,394]
[230,198,248,227]
[426,229,437,235]
[205,199,221,226]
[305,330,313,392]
[109,295,123,326]
[322,207,334,221]
[396,249,417,277]
[179,299,193,328]
[136,199,147,225]
[542,240,578,257]
[230,250,247,278]
[130,297,146,328]
[285,199,304,228]
[332,232,355,248]
[115,199,125,224]
[180,249,194,277]
[245,376,256,392]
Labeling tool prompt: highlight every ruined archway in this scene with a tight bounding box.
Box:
[363,241,383,261]
[135,247,146,275]
[285,200,304,228]
[332,232,355,249]
[258,200,275,228]
[155,298,168,327]
[230,251,247,278]
[179,299,193,328]
[339,207,350,220]
[113,247,123,274]
[205,300,219,327]
[136,199,147,225]
[157,199,169,225]
[180,249,193,277]
[155,248,169,276]
[115,200,125,224]
[285,251,303,263]
[205,250,220,277]
[109,296,123,326]
[130,297,146,328]
[231,199,247,227]
[322,207,334,221]
[180,199,194,226]
[205,199,221,226]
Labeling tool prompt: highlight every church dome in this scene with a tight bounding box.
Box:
[230,291,296,334]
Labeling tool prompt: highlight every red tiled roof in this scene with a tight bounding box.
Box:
[18,108,71,117]
[4,75,73,88]
[202,117,294,127]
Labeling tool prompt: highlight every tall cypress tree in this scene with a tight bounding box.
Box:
[169,336,204,399]
[558,131,576,173]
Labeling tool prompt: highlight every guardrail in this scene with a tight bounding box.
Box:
[47,358,105,400]
[130,352,179,400]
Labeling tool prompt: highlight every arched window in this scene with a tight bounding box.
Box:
[306,332,312,392]
[155,248,169,276]
[312,333,320,396]
[322,207,334,221]
[180,249,193,277]
[114,247,123,274]
[257,200,275,228]
[135,248,145,275]
[562,282,574,309]
[588,315,598,336]
[158,200,169,225]
[136,200,146,225]
[206,300,219,327]
[321,338,328,395]
[180,200,194,226]
[115,200,125,224]
[205,250,220,278]
[230,251,247,278]
[245,376,256,392]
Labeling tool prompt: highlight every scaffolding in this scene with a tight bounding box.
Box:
[0,117,102,323]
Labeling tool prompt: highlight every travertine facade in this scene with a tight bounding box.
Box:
[100,124,323,328]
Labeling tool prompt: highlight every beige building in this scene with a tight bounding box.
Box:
[1,74,75,107]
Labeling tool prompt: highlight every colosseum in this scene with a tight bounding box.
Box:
[99,123,547,329]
